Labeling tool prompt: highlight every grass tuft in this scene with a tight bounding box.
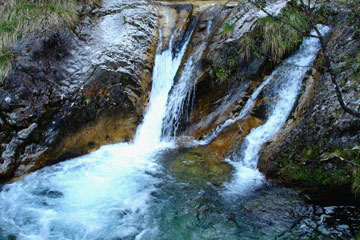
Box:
[238,7,307,63]
[0,0,100,82]
[222,23,235,38]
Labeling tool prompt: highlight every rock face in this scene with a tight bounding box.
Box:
[165,0,359,197]
[158,3,193,51]
[257,26,360,195]
[0,0,159,180]
[174,0,289,159]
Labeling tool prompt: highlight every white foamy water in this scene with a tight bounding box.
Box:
[162,57,196,140]
[135,32,191,148]
[224,26,331,195]
[0,27,193,240]
[0,144,160,239]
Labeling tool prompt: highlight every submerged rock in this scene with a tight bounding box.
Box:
[168,147,233,186]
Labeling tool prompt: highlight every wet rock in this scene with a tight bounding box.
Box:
[17,123,38,140]
[158,3,193,51]
[14,144,48,177]
[0,137,23,177]
[1,138,22,161]
[0,0,159,181]
[179,1,288,140]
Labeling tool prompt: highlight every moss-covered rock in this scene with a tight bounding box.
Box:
[168,146,233,186]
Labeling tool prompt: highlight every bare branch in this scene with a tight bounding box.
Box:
[312,25,360,118]
[321,152,360,168]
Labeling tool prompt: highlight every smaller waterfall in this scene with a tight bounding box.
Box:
[161,57,196,140]
[161,17,204,141]
[224,25,331,194]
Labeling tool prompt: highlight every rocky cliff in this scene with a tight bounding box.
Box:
[1,0,359,200]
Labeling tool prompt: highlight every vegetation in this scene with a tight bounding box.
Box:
[323,147,360,194]
[215,66,231,80]
[0,0,100,82]
[221,23,234,38]
[274,144,360,196]
[216,5,306,84]
[238,6,306,63]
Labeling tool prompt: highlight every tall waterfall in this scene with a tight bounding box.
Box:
[224,25,331,194]
[0,24,194,240]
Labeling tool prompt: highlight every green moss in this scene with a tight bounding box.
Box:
[302,145,320,160]
[227,56,236,67]
[0,0,101,82]
[275,145,358,191]
[283,162,351,188]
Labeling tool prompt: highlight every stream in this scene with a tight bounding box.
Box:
[0,16,359,240]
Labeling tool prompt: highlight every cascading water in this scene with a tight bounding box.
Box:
[0,22,193,240]
[193,26,329,147]
[0,17,357,239]
[161,17,202,140]
[161,57,196,140]
[224,25,331,194]
[134,31,192,147]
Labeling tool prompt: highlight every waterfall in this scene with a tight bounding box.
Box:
[134,30,192,147]
[0,12,339,238]
[0,23,194,240]
[161,57,196,140]
[161,18,201,140]
[224,25,331,195]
